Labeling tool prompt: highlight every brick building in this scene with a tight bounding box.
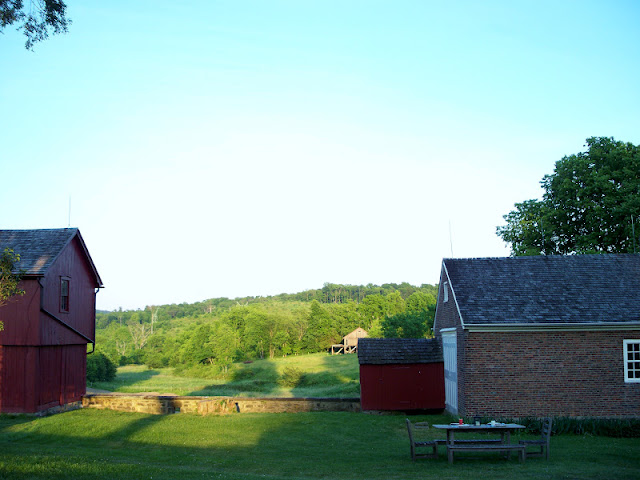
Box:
[433,254,640,418]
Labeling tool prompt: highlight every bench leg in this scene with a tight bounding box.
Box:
[448,447,454,464]
[519,448,525,463]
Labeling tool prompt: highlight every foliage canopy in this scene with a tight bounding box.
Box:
[0,0,70,49]
[95,282,438,372]
[497,137,640,256]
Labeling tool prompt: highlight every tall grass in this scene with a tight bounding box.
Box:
[509,416,640,438]
[91,352,361,397]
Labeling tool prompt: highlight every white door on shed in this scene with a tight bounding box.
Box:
[441,329,458,413]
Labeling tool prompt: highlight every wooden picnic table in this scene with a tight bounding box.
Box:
[432,423,526,464]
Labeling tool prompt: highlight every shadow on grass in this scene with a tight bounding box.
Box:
[2,407,632,480]
[284,352,360,397]
[188,360,281,396]
[188,354,361,398]
[0,414,35,434]
[289,370,359,397]
[92,366,161,392]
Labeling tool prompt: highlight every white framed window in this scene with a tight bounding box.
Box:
[443,282,449,303]
[624,340,640,383]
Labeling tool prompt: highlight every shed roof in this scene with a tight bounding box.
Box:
[358,338,442,365]
[344,327,367,338]
[443,254,640,326]
[0,228,103,287]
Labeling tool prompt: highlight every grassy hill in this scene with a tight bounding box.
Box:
[91,352,360,397]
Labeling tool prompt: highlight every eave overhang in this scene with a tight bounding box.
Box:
[465,322,640,333]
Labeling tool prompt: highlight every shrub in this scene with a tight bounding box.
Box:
[173,363,225,379]
[279,366,304,387]
[87,352,117,382]
[232,362,279,384]
[490,416,640,438]
[119,351,144,366]
[297,371,339,387]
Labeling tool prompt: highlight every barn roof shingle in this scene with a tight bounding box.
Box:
[358,338,443,365]
[0,228,103,287]
[443,254,640,326]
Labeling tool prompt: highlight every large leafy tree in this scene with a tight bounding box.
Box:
[1,0,70,49]
[497,137,640,255]
[382,311,429,339]
[405,291,436,313]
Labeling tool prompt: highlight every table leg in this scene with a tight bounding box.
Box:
[447,430,455,464]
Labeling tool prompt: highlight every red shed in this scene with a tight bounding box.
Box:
[0,228,103,414]
[358,338,445,411]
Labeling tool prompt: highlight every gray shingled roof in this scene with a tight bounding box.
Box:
[0,229,102,286]
[358,338,443,365]
[443,254,640,325]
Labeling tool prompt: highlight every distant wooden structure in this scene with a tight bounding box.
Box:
[331,327,368,354]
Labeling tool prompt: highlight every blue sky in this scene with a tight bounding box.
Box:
[2,1,639,311]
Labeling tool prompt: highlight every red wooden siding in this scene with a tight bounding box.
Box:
[0,237,97,347]
[40,236,97,346]
[359,363,445,411]
[0,280,42,345]
[0,345,86,413]
[0,346,38,412]
[38,345,87,409]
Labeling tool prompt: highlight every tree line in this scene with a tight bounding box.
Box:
[94,283,438,374]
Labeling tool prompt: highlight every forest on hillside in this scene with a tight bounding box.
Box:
[95,282,438,374]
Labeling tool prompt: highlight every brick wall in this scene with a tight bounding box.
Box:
[433,271,640,418]
[462,330,640,418]
[82,394,361,415]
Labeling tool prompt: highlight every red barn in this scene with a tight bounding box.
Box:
[358,338,445,411]
[0,228,103,414]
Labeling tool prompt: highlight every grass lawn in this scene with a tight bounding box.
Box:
[1,409,639,480]
[91,352,361,397]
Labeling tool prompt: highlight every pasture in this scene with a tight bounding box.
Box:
[1,409,639,480]
[91,352,361,397]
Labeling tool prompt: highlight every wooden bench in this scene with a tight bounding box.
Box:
[406,419,441,459]
[519,417,552,460]
[447,443,526,464]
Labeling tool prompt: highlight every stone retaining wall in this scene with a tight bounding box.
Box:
[82,394,361,415]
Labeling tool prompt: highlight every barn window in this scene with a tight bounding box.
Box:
[60,278,70,312]
[624,340,640,383]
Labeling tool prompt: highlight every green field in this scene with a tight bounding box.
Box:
[91,352,361,397]
[5,353,640,479]
[1,409,639,480]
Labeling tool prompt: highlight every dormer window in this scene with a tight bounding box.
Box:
[60,278,70,312]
